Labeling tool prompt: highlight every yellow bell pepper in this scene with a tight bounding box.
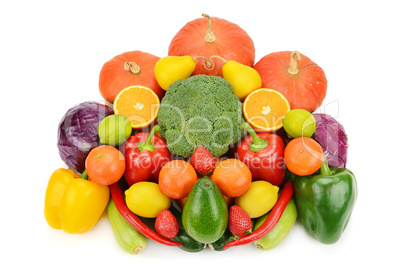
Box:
[44,168,110,234]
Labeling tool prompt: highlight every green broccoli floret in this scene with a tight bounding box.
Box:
[157,75,245,158]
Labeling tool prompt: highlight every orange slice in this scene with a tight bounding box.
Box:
[243,88,290,132]
[113,85,160,129]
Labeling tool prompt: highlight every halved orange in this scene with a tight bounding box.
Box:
[243,88,290,132]
[113,85,160,129]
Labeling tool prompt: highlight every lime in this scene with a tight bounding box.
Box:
[282,109,316,138]
[98,114,132,146]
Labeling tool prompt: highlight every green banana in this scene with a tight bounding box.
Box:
[107,198,148,254]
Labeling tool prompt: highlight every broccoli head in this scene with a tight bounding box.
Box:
[157,75,245,158]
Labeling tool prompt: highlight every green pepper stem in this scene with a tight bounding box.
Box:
[80,170,88,180]
[240,122,268,152]
[320,155,333,176]
[137,125,160,152]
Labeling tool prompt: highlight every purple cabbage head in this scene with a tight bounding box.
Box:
[57,101,114,173]
[312,113,348,168]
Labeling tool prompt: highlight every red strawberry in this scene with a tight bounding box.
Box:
[229,205,252,237]
[190,146,216,175]
[155,209,179,239]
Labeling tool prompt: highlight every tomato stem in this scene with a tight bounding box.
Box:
[288,51,301,75]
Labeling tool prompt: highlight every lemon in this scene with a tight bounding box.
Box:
[235,181,279,218]
[125,182,171,218]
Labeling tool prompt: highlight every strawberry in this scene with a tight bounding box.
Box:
[155,209,179,239]
[228,205,252,237]
[190,146,216,175]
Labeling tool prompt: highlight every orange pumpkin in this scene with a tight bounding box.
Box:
[99,51,165,103]
[168,14,255,77]
[253,51,327,112]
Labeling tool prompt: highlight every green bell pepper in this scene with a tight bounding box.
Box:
[294,160,357,244]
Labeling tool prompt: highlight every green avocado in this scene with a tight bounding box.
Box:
[182,177,228,244]
[170,205,206,252]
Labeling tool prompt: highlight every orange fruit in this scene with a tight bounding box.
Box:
[211,158,252,198]
[158,160,198,199]
[85,145,125,185]
[243,88,290,132]
[284,137,324,176]
[113,85,160,129]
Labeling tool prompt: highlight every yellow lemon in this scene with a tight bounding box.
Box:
[235,181,279,218]
[125,182,171,218]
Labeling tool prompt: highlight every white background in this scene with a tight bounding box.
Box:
[1,0,401,267]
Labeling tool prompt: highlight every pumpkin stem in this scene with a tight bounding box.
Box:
[203,58,215,70]
[288,51,301,75]
[209,55,228,64]
[202,13,216,43]
[124,62,141,74]
[104,99,113,107]
[202,55,228,71]
[192,56,214,70]
[192,55,207,63]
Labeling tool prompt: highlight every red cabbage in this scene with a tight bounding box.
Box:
[57,102,114,173]
[312,113,348,168]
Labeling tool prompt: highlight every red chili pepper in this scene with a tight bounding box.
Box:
[237,122,286,186]
[109,182,182,247]
[223,181,294,249]
[123,125,171,186]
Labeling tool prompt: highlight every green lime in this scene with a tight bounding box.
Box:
[98,114,132,146]
[282,109,316,138]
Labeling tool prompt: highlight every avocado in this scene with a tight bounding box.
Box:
[170,205,206,252]
[182,177,228,244]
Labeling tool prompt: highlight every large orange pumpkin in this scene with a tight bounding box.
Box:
[99,51,165,103]
[253,51,327,112]
[168,14,255,77]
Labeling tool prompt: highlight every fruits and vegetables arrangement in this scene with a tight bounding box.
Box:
[44,14,357,254]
